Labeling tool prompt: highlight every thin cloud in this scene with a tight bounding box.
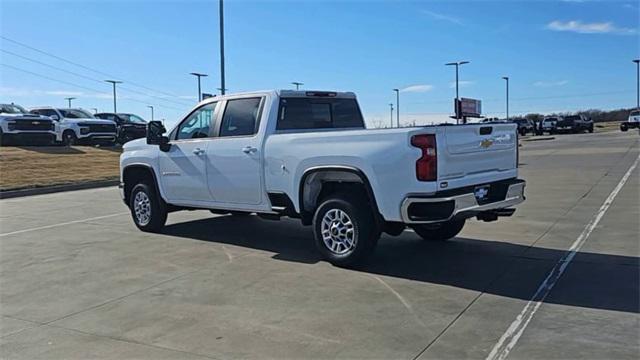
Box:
[449,80,474,89]
[44,90,84,96]
[533,80,569,87]
[546,20,636,35]
[421,10,463,25]
[401,85,434,93]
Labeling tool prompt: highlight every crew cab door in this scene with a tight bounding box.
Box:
[205,97,264,205]
[158,103,218,204]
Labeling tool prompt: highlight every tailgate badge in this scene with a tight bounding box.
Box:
[480,138,494,148]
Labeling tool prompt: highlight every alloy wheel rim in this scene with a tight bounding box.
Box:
[133,191,151,226]
[321,208,356,255]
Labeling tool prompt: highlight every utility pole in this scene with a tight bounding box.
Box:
[445,61,470,124]
[219,0,226,95]
[147,105,154,121]
[190,72,208,101]
[217,87,227,95]
[65,97,76,108]
[90,108,98,114]
[292,82,304,90]
[502,76,509,122]
[389,103,394,128]
[634,59,640,109]
[393,88,400,127]
[104,80,122,113]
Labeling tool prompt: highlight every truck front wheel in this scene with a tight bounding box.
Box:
[312,193,379,267]
[412,219,465,241]
[129,183,167,232]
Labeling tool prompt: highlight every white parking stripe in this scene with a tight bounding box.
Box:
[0,212,129,237]
[486,154,639,360]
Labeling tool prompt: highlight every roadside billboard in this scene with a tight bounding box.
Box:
[455,98,482,118]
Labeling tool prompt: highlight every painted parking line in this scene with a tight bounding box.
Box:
[0,212,129,237]
[486,154,640,360]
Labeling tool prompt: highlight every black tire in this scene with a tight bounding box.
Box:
[621,124,628,132]
[412,219,466,241]
[62,131,77,146]
[129,182,167,232]
[519,128,527,136]
[588,125,594,133]
[312,193,380,267]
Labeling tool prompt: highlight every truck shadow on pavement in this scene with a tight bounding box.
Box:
[161,215,639,314]
[16,146,85,154]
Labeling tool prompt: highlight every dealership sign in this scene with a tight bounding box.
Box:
[455,98,482,117]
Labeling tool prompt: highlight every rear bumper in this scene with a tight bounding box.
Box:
[400,179,526,224]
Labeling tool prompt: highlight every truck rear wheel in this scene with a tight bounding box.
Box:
[129,183,167,232]
[412,219,465,241]
[312,193,379,267]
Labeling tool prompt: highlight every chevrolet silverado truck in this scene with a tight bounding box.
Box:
[620,109,639,132]
[554,114,594,134]
[120,90,526,266]
[94,112,147,144]
[0,103,57,146]
[30,107,117,146]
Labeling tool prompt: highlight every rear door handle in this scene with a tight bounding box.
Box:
[242,146,257,154]
[193,148,205,155]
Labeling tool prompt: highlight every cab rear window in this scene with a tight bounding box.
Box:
[277,98,365,130]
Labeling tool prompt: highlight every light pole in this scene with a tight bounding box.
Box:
[393,88,400,127]
[90,108,98,114]
[147,105,154,121]
[219,0,226,95]
[64,97,76,108]
[445,61,470,124]
[633,59,639,109]
[217,87,228,95]
[389,103,394,128]
[190,72,208,101]
[292,82,304,90]
[502,76,509,122]
[104,80,122,113]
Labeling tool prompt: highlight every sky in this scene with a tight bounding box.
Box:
[1,0,638,128]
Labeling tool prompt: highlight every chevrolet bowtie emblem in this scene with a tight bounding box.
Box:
[32,121,40,125]
[480,139,494,148]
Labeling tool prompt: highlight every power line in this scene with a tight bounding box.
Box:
[1,63,185,111]
[1,35,188,100]
[1,49,193,107]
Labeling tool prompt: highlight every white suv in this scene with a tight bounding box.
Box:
[0,103,57,146]
[29,107,118,146]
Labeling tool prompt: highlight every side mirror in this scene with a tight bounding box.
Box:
[147,120,171,152]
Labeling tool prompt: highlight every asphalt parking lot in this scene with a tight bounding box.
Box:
[0,131,638,359]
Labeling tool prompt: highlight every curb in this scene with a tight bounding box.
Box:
[0,180,119,199]
[523,136,555,142]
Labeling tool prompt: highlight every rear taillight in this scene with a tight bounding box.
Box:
[411,134,437,181]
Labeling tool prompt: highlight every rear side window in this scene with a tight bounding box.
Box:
[277,98,365,130]
[219,97,263,137]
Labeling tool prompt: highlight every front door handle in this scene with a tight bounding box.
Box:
[242,146,257,154]
[193,148,205,155]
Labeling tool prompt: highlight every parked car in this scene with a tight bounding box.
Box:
[0,103,57,146]
[30,107,118,146]
[94,112,147,144]
[554,114,594,134]
[620,109,640,132]
[512,118,534,136]
[542,117,559,134]
[120,90,526,266]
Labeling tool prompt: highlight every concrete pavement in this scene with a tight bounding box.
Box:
[1,131,638,359]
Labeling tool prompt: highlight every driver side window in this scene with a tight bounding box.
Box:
[176,103,217,140]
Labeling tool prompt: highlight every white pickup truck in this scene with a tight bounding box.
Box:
[120,90,526,266]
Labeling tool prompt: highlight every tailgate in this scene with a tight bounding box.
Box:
[438,123,518,186]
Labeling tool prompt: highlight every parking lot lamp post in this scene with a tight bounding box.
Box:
[65,97,76,108]
[90,108,98,114]
[190,72,208,101]
[104,80,122,113]
[634,59,639,108]
[292,82,304,90]
[389,103,394,128]
[393,88,400,127]
[147,105,154,121]
[219,0,226,95]
[445,61,470,124]
[502,76,509,122]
